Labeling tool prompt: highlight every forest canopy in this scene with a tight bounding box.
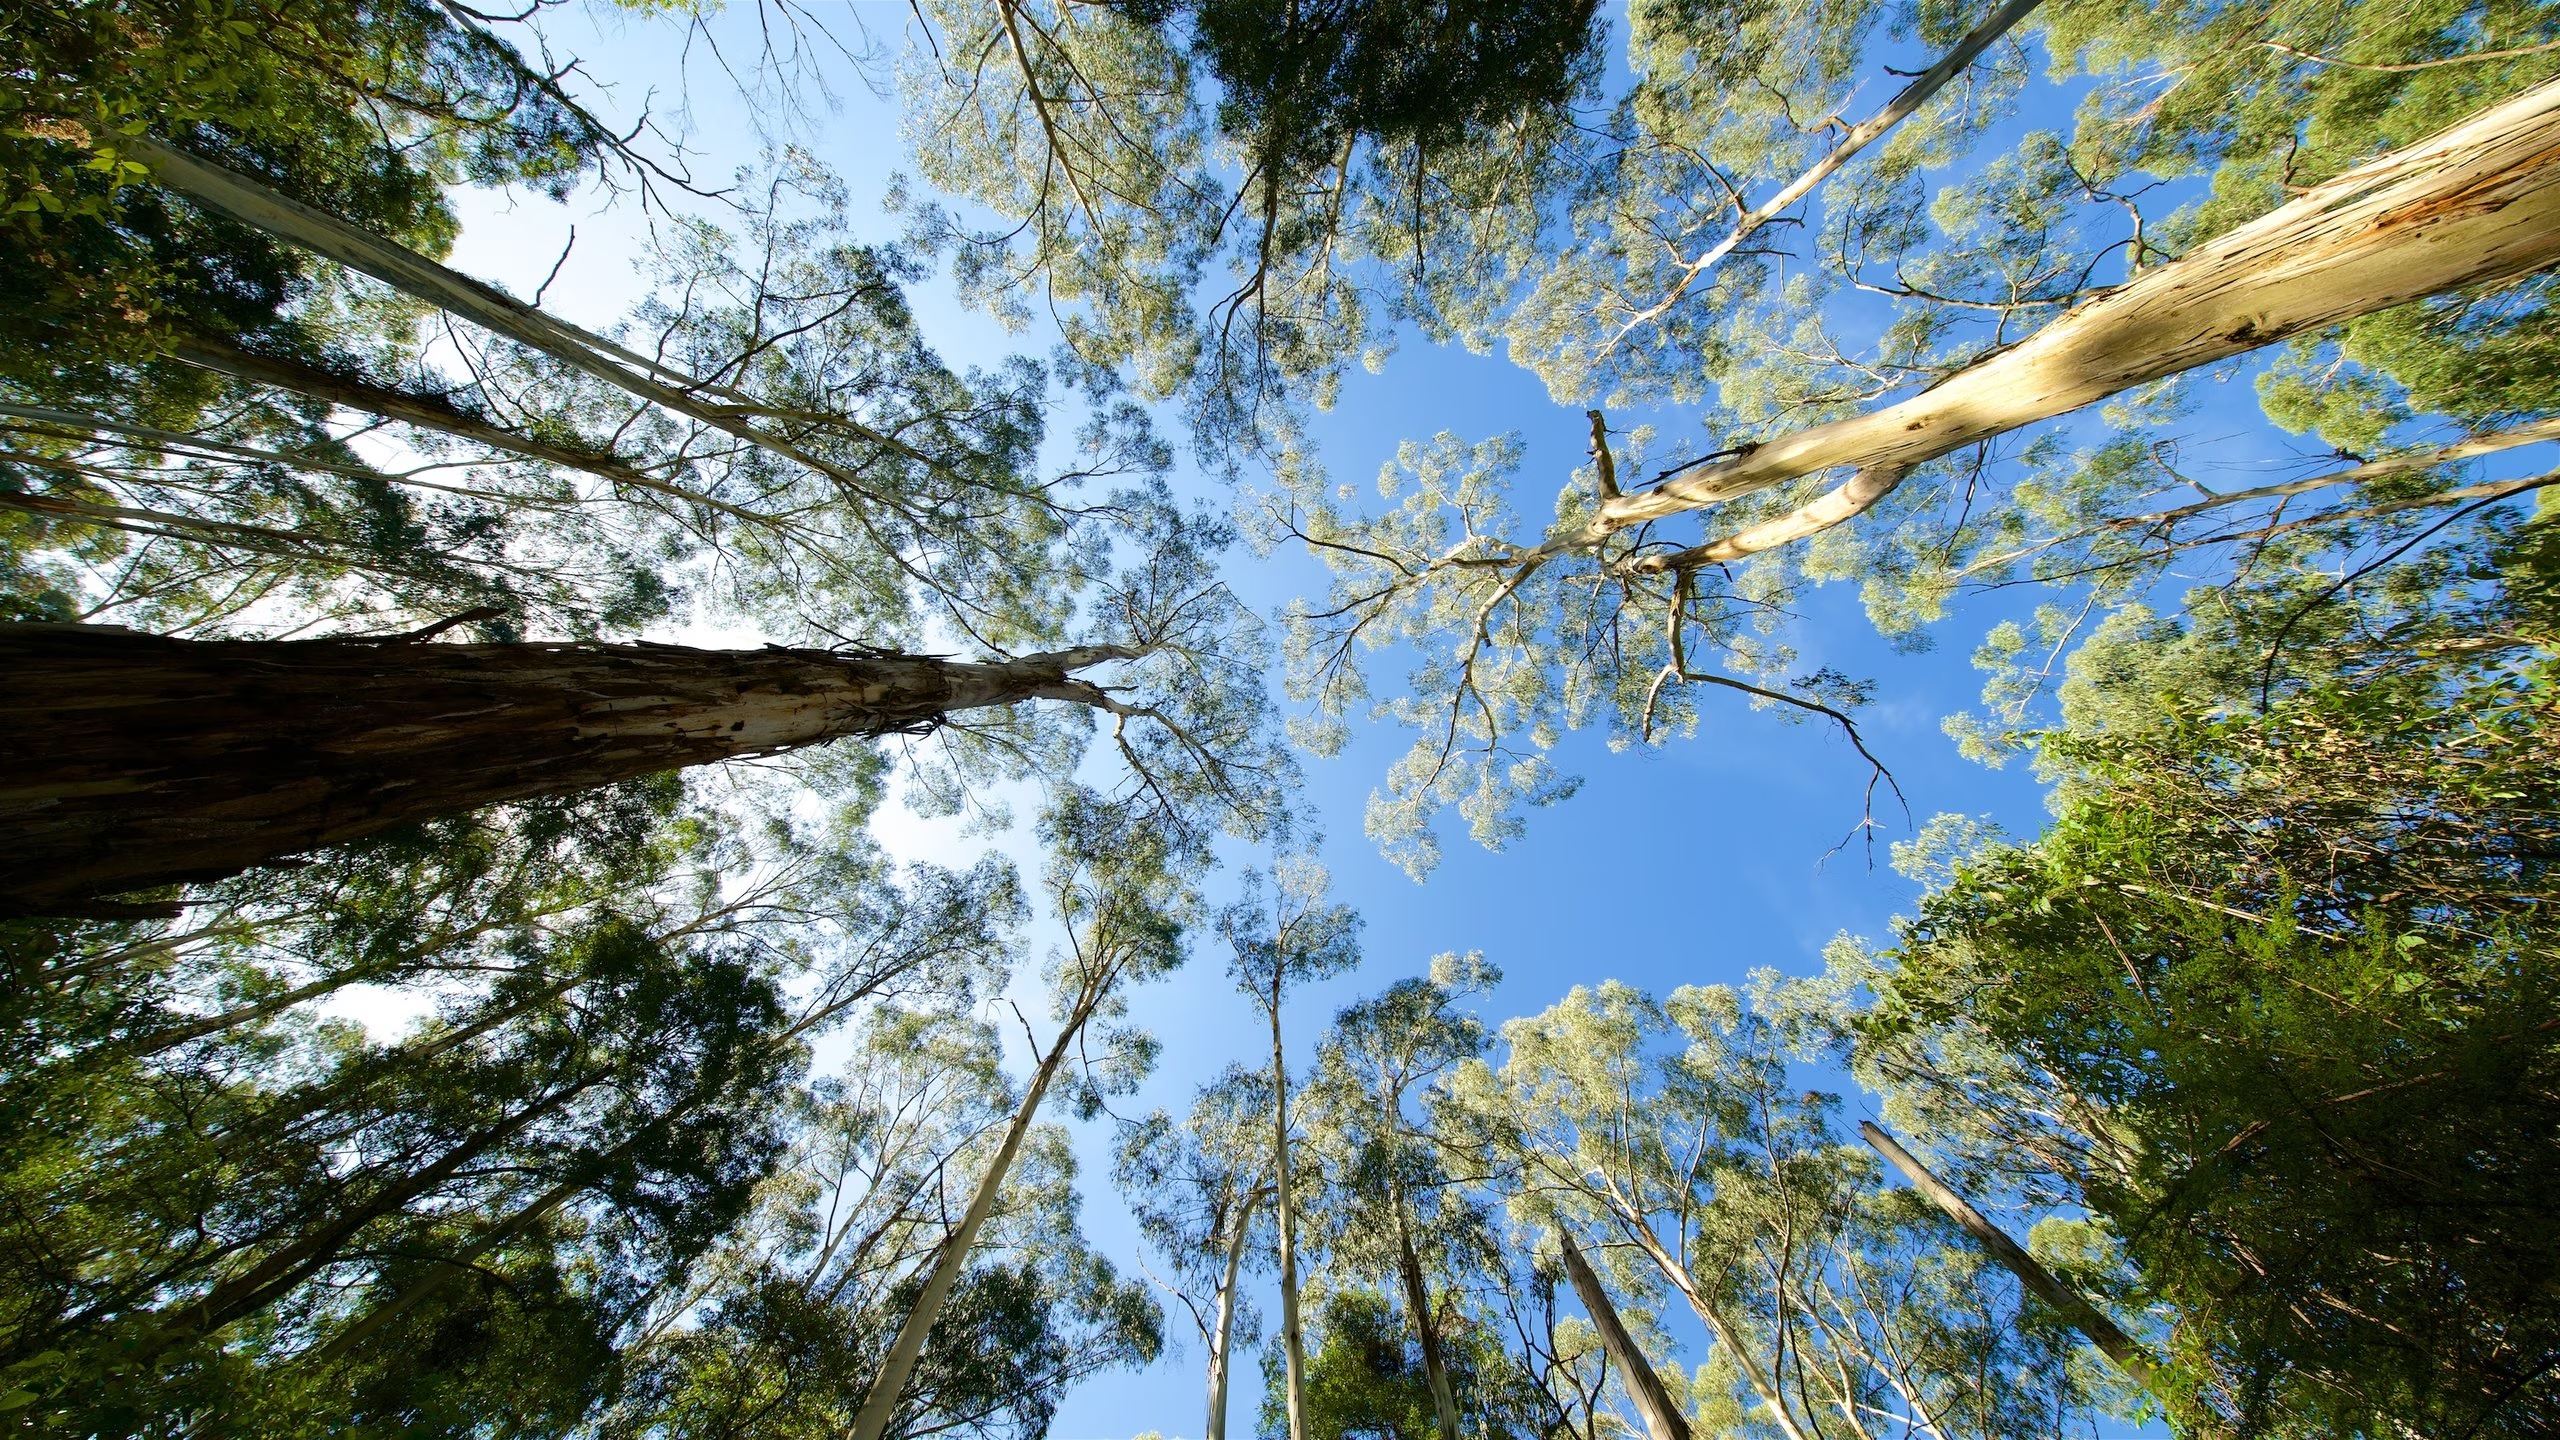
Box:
[5,0,2559,1437]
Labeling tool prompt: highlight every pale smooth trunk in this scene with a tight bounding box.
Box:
[1270,997,1310,1440]
[1860,1123,2163,1392]
[847,1019,1084,1440]
[1204,1188,1265,1440]
[1598,75,2560,557]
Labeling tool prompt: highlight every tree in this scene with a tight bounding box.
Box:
[1304,953,1504,1440]
[896,0,1600,452]
[1116,1067,1280,1440]
[1452,975,2134,1440]
[601,1006,1161,1440]
[1,625,1130,912]
[0,770,1009,1432]
[1264,8,2560,860]
[848,787,1202,1440]
[1851,520,2560,1436]
[1221,857,1367,1440]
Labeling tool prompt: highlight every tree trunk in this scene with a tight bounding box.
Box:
[1556,1229,1690,1440]
[847,1010,1086,1440]
[167,334,688,500]
[1205,1187,1266,1440]
[1616,1219,1813,1440]
[0,623,1129,913]
[1393,1187,1463,1440]
[1859,1123,2163,1391]
[1271,993,1311,1440]
[121,134,939,486]
[1592,73,2560,546]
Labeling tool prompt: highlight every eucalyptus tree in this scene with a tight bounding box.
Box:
[1452,976,2135,1440]
[1221,857,1367,1440]
[1116,1066,1281,1440]
[1846,524,2560,1438]
[1302,953,1503,1440]
[1267,2,2560,873]
[847,786,1201,1440]
[895,0,1601,452]
[0,766,1031,1432]
[603,1005,1162,1440]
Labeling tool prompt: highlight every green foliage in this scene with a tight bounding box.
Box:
[1860,534,2560,1435]
[899,0,1600,450]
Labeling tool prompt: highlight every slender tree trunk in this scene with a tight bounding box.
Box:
[1859,1123,2163,1391]
[0,624,1130,913]
[120,135,940,485]
[1205,1187,1266,1440]
[1594,73,2560,556]
[1392,1181,1463,1440]
[1556,1229,1690,1440]
[1270,992,1311,1440]
[847,1011,1088,1440]
[1618,1220,1813,1440]
[166,334,685,499]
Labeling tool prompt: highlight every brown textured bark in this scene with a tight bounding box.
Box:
[0,623,1130,913]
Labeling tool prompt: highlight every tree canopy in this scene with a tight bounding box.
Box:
[8,0,2560,1435]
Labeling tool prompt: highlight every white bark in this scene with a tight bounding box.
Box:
[1270,997,1310,1440]
[1586,74,2560,542]
[1204,1188,1266,1440]
[845,1017,1083,1440]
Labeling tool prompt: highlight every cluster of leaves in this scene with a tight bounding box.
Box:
[1854,509,2560,1436]
[0,765,1184,1436]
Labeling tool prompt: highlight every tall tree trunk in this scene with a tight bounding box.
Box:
[120,135,941,486]
[166,335,696,502]
[847,1010,1087,1440]
[1588,73,2560,557]
[1556,1229,1690,1440]
[1270,991,1311,1440]
[1859,1123,2164,1391]
[1205,1187,1266,1440]
[0,624,1130,913]
[1615,1219,1814,1440]
[1392,1181,1463,1440]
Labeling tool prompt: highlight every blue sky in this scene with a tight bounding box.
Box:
[421,4,2333,1433]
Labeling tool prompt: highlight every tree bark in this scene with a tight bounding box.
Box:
[1557,1229,1691,1440]
[0,623,1130,913]
[1271,992,1311,1440]
[1205,1187,1266,1440]
[1587,73,2560,544]
[1859,1122,2163,1391]
[1393,1189,1463,1440]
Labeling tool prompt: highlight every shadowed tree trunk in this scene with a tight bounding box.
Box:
[1557,1229,1691,1440]
[1,623,1132,913]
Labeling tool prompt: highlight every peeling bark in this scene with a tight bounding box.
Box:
[0,624,1130,912]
